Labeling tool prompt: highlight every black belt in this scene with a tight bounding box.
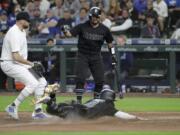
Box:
[0,60,3,62]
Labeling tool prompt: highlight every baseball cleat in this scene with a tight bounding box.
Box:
[32,111,52,120]
[36,95,51,104]
[5,104,19,120]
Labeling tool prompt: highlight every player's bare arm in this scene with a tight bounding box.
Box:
[12,52,33,66]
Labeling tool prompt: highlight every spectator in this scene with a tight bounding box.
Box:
[101,10,112,29]
[141,13,161,38]
[165,0,180,29]
[139,0,158,25]
[0,10,9,37]
[116,35,134,89]
[39,0,50,18]
[29,7,43,37]
[75,8,88,26]
[24,0,34,18]
[133,0,147,14]
[153,0,168,35]
[102,0,110,13]
[37,9,58,38]
[15,0,28,9]
[171,19,180,39]
[33,0,43,18]
[0,0,11,13]
[56,9,75,38]
[127,0,139,22]
[119,0,129,9]
[126,0,140,37]
[43,38,60,84]
[63,0,81,18]
[89,0,102,8]
[79,0,90,11]
[110,8,133,36]
[51,0,65,19]
[89,0,109,13]
[104,35,133,90]
[7,4,21,27]
[107,0,121,23]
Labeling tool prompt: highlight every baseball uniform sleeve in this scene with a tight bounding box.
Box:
[104,28,114,43]
[70,24,82,37]
[9,31,21,53]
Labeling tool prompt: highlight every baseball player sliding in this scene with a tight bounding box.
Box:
[0,11,51,120]
[37,85,144,120]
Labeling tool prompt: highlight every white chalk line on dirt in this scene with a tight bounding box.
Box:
[1,116,180,128]
[146,116,180,120]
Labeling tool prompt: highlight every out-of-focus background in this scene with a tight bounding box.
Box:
[0,0,180,94]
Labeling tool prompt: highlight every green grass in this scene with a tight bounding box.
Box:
[0,95,180,112]
[1,95,180,135]
[114,97,180,112]
[1,131,180,135]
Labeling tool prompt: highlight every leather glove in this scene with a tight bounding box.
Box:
[31,61,45,77]
[61,25,70,34]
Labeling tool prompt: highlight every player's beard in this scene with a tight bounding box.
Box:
[23,24,29,29]
[90,19,99,26]
[22,21,29,29]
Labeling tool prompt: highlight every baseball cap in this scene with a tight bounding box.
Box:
[16,12,30,22]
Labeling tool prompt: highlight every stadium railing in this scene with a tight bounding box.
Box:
[0,38,180,93]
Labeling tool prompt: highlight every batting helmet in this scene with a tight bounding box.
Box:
[89,7,101,18]
[100,89,116,101]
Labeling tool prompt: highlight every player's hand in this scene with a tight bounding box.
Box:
[111,55,117,67]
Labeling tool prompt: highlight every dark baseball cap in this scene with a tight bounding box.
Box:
[16,12,30,22]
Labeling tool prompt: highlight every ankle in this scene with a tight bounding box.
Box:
[11,102,16,106]
[35,108,42,113]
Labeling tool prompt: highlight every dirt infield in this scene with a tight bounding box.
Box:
[0,112,180,132]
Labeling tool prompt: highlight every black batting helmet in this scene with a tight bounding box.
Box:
[89,7,101,18]
[100,88,116,101]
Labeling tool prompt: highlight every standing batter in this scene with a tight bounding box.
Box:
[0,12,50,120]
[62,7,117,103]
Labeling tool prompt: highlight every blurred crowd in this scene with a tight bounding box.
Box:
[1,0,180,91]
[0,0,180,39]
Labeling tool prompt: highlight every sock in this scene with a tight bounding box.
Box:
[13,88,31,107]
[77,95,82,104]
[35,95,43,111]
[74,89,84,104]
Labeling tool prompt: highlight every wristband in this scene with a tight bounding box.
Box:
[110,47,115,55]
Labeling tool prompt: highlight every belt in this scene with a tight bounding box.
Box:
[0,60,3,62]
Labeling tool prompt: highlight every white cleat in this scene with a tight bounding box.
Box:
[5,104,19,120]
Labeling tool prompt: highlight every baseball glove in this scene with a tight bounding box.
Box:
[31,61,45,77]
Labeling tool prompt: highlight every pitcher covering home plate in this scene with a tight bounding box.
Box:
[0,11,56,120]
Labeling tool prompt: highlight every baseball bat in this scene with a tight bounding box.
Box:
[113,65,124,99]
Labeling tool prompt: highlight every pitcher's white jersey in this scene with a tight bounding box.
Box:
[1,24,27,61]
